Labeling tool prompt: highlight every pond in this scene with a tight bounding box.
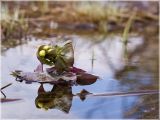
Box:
[1,32,159,119]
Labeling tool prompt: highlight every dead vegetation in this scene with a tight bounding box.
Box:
[1,1,159,41]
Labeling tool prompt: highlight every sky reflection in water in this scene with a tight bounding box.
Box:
[1,35,158,119]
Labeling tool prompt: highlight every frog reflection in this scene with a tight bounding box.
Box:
[35,83,73,113]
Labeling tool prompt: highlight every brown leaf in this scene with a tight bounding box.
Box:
[69,67,86,74]
[76,73,99,85]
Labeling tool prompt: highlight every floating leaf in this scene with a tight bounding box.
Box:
[76,73,99,85]
[70,67,98,85]
[11,67,99,86]
[11,70,77,85]
[69,67,98,86]
[11,71,60,84]
[69,66,86,73]
[46,66,99,85]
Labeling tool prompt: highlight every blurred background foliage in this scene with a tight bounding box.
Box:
[1,1,158,40]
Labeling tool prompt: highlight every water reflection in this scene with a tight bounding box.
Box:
[114,29,159,118]
[35,84,73,113]
[35,82,94,113]
[1,33,158,119]
[34,82,158,115]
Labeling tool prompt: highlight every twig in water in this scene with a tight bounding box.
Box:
[1,83,12,90]
[1,83,12,98]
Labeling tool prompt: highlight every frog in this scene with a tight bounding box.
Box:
[36,40,74,74]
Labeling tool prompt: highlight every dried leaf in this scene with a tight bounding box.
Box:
[69,67,86,73]
[76,73,99,85]
[11,71,60,84]
[46,66,98,85]
[11,70,77,85]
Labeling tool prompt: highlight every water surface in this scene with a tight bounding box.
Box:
[1,34,159,119]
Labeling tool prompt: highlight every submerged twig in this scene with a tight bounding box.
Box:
[1,83,12,98]
[1,91,6,98]
[1,83,12,90]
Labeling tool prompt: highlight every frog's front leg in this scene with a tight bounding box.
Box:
[41,63,44,72]
[15,77,23,82]
[34,64,44,73]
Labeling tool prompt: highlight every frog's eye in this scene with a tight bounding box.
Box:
[43,45,51,50]
[39,50,46,57]
[47,48,53,53]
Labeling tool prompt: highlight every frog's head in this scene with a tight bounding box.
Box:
[37,45,56,66]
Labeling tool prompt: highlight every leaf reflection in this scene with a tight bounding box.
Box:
[35,84,73,113]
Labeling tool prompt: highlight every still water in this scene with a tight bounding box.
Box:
[1,34,159,119]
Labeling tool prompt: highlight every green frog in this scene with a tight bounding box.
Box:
[37,41,74,73]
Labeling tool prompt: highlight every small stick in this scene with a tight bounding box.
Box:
[1,83,12,90]
[1,91,6,98]
[1,83,12,98]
